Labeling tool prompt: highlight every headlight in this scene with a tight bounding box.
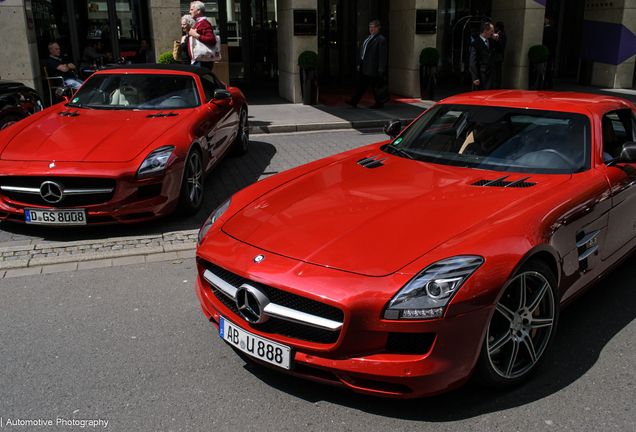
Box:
[384,256,484,320]
[198,197,232,245]
[136,146,175,179]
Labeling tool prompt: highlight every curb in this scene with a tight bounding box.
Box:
[0,229,199,275]
[249,118,417,135]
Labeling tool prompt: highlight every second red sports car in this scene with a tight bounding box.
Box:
[0,64,248,225]
[196,90,636,398]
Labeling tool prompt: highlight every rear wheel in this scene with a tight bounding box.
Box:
[178,148,204,215]
[474,260,558,388]
[231,107,249,156]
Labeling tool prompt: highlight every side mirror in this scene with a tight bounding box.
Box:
[384,119,401,139]
[55,86,74,101]
[213,89,232,100]
[607,141,636,167]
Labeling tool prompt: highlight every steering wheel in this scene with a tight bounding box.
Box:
[159,96,190,107]
[533,149,573,167]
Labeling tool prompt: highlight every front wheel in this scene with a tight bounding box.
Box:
[178,148,204,215]
[474,260,558,389]
[231,107,249,156]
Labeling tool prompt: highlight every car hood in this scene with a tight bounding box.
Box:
[0,108,191,162]
[222,150,569,276]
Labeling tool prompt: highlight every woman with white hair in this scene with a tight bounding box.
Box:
[180,14,195,65]
[187,0,216,70]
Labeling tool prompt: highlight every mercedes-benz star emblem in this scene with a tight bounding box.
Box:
[39,181,64,204]
[254,255,265,263]
[49,162,56,168]
[235,284,270,324]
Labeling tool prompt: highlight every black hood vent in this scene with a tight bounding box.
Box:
[146,111,179,118]
[58,110,81,117]
[472,175,536,188]
[357,155,388,169]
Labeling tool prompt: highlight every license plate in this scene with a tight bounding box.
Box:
[219,316,291,370]
[25,208,87,225]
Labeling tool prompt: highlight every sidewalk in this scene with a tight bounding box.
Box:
[247,97,434,135]
[247,77,636,135]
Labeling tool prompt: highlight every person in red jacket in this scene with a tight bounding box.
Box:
[188,1,217,70]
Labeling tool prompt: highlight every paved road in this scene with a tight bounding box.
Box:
[0,257,634,431]
[0,129,387,277]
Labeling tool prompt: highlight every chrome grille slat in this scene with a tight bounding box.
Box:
[203,269,343,331]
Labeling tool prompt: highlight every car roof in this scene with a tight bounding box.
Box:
[438,90,636,116]
[100,64,212,77]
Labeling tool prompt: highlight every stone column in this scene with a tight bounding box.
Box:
[0,0,43,95]
[278,0,318,103]
[581,2,636,88]
[389,0,438,99]
[148,0,182,62]
[491,0,545,90]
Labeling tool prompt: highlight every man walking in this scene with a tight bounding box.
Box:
[344,20,388,109]
[188,0,217,70]
[469,22,498,91]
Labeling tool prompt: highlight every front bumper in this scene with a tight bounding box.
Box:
[0,161,182,224]
[195,236,493,399]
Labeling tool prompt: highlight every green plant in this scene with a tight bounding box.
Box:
[528,45,549,63]
[419,47,440,67]
[298,51,319,69]
[158,52,178,64]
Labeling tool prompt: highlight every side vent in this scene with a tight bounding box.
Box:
[472,175,537,188]
[357,155,388,169]
[58,110,81,117]
[576,229,600,272]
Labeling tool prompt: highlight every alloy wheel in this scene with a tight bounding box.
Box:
[486,270,556,380]
[186,151,203,208]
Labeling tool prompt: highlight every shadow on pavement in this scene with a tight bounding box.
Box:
[0,140,277,242]
[237,253,636,421]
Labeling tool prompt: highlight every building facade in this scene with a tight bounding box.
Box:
[1,0,635,105]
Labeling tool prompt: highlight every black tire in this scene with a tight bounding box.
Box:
[231,107,249,156]
[178,148,204,215]
[0,115,24,130]
[473,259,559,389]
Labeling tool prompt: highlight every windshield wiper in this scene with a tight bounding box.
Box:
[67,103,94,110]
[384,144,414,159]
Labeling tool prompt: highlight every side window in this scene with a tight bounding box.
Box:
[602,110,634,162]
[199,74,219,102]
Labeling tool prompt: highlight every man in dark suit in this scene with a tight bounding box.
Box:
[469,22,498,91]
[344,20,388,109]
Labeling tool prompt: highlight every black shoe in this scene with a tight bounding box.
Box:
[369,104,384,109]
[344,99,357,108]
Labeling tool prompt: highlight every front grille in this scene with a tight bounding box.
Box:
[201,259,344,344]
[0,176,116,207]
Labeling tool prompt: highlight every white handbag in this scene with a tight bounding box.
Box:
[190,35,221,63]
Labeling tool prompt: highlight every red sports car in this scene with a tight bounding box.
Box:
[0,64,248,225]
[196,91,636,398]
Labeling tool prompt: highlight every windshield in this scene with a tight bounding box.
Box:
[384,104,591,174]
[68,73,200,110]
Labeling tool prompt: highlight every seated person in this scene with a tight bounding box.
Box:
[136,39,155,63]
[47,42,84,90]
[80,40,112,70]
